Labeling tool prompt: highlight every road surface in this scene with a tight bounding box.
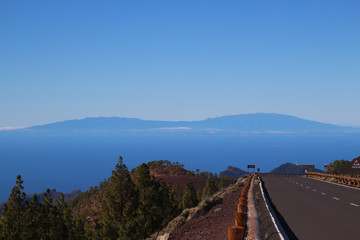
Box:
[261,176,360,240]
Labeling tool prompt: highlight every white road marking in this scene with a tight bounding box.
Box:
[306,186,310,189]
[258,177,286,240]
[307,177,360,191]
[349,203,359,207]
[332,197,340,200]
[313,189,317,192]
[321,192,326,195]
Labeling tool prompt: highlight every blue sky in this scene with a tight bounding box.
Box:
[1,0,359,128]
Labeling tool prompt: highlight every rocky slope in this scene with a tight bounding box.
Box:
[148,177,247,240]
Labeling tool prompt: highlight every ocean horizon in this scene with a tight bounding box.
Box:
[1,133,360,202]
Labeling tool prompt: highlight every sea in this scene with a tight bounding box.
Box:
[1,133,360,202]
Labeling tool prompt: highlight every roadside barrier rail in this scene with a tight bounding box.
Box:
[257,173,303,177]
[306,172,360,188]
[228,173,258,240]
[247,175,261,240]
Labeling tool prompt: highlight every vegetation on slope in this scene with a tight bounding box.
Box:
[0,157,234,240]
[326,157,360,177]
[0,175,85,240]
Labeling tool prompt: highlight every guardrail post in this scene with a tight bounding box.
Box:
[228,226,245,240]
[238,203,247,213]
[228,174,255,240]
[239,197,247,206]
[235,211,247,227]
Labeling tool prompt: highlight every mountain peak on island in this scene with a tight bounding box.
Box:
[220,166,249,178]
[6,113,359,135]
[270,163,324,174]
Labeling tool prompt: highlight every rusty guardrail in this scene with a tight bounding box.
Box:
[257,173,303,177]
[228,173,257,240]
[306,172,360,188]
[247,175,261,240]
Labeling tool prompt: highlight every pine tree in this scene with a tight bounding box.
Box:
[182,180,198,209]
[219,179,224,189]
[37,188,69,240]
[170,183,183,212]
[72,217,86,240]
[135,164,160,238]
[53,193,72,240]
[20,194,40,240]
[0,176,87,240]
[201,173,219,199]
[134,163,157,239]
[134,163,178,239]
[37,189,52,239]
[157,179,179,225]
[99,156,138,240]
[84,220,101,240]
[0,175,26,240]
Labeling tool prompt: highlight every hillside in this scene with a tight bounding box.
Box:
[69,159,235,225]
[6,113,358,135]
[270,163,324,174]
[326,157,360,177]
[220,166,249,178]
[0,158,234,239]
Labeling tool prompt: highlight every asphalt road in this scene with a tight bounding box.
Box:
[261,176,360,240]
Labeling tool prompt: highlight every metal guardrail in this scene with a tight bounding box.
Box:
[305,172,360,187]
[228,173,259,240]
[247,176,261,240]
[257,173,303,177]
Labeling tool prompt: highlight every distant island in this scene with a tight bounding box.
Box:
[220,166,249,178]
[4,113,359,135]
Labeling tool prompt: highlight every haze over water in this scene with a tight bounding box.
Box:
[1,133,360,202]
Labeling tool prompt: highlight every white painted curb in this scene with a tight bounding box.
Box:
[258,176,288,240]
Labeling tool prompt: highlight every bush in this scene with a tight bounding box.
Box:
[328,177,337,183]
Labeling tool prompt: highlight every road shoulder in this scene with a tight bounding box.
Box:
[254,178,282,240]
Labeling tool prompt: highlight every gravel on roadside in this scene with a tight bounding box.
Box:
[169,186,243,240]
[254,178,282,240]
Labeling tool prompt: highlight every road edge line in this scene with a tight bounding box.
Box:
[258,176,288,240]
[306,177,360,191]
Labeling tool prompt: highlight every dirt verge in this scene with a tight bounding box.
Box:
[148,177,247,240]
[254,178,282,240]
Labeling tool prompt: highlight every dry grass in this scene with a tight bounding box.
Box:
[328,177,337,183]
[214,207,222,212]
